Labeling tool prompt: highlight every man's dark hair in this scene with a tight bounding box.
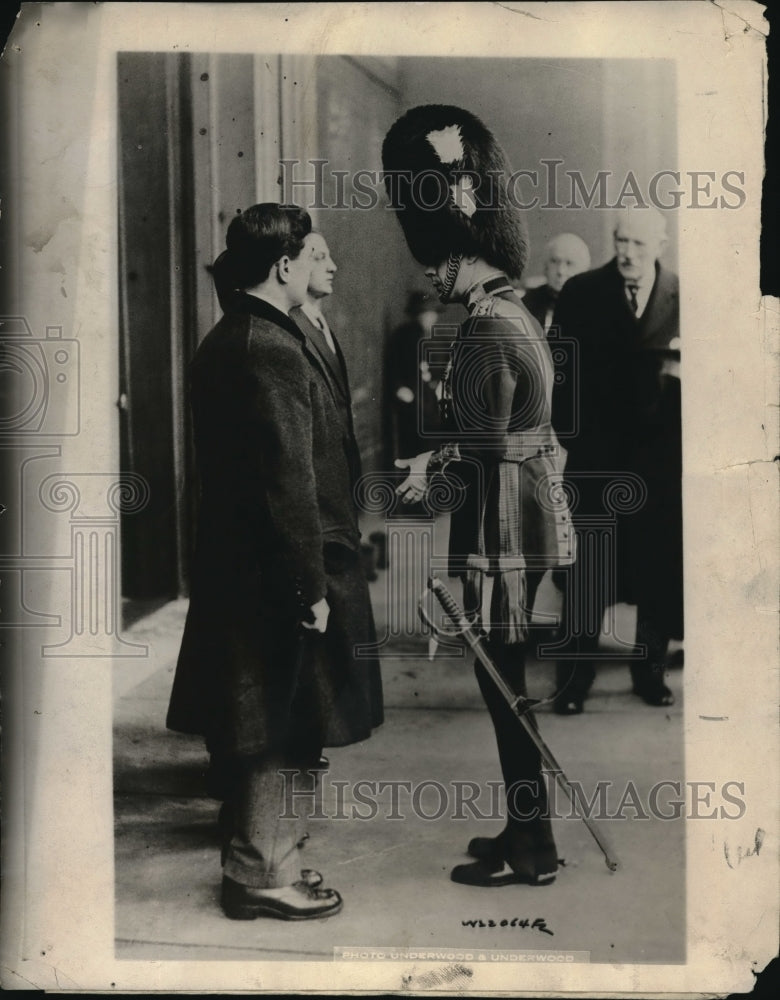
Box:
[215,203,311,297]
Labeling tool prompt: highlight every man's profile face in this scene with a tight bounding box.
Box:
[614,218,666,282]
[305,233,337,299]
[544,235,590,292]
[282,243,315,308]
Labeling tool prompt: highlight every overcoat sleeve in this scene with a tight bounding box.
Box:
[246,334,327,608]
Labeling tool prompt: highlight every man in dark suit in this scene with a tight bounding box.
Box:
[522,232,591,334]
[290,230,383,668]
[290,231,362,485]
[550,207,682,713]
[167,205,383,920]
[385,289,445,460]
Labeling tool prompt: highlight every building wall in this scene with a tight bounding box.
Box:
[313,56,410,471]
[117,53,407,598]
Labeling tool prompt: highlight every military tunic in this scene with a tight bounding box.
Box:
[430,274,573,642]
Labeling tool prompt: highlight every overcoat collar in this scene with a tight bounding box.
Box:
[234,292,339,384]
[233,291,303,339]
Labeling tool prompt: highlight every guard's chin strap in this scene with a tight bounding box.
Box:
[439,252,463,301]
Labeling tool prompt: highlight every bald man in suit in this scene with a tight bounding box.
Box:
[522,232,591,335]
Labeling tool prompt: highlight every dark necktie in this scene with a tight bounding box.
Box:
[626,282,639,314]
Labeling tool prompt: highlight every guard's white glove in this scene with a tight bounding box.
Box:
[302,597,330,633]
[394,452,434,503]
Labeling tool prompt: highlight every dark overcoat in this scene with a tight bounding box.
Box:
[550,258,683,638]
[166,294,383,758]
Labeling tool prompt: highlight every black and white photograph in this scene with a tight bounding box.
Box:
[1,2,776,995]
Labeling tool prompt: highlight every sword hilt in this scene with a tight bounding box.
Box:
[428,576,465,626]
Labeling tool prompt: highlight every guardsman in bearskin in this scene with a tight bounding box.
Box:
[383,106,574,887]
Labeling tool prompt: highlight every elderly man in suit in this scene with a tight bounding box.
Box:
[522,232,591,335]
[167,204,383,921]
[550,206,682,714]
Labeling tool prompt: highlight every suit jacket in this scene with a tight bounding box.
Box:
[167,294,382,757]
[550,258,682,634]
[384,316,444,458]
[289,305,362,487]
[551,258,679,472]
[521,283,558,332]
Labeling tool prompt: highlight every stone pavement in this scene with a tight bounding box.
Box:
[114,519,685,966]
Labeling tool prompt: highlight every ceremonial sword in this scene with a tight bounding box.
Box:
[419,575,620,872]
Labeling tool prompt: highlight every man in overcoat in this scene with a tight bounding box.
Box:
[550,206,682,713]
[167,204,383,920]
[383,105,574,888]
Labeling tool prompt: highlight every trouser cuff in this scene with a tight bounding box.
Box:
[223,844,301,889]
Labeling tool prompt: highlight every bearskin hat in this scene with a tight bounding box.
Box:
[382,105,529,279]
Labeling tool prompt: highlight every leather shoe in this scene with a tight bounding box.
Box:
[451,858,557,888]
[467,835,504,862]
[221,877,342,920]
[553,695,584,715]
[633,681,674,707]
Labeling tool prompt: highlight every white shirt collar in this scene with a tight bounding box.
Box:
[300,300,336,353]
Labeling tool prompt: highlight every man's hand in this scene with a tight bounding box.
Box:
[661,339,681,379]
[660,357,680,379]
[394,451,434,503]
[302,597,330,633]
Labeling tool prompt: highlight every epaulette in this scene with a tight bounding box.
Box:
[470,295,498,318]
[491,296,526,320]
[471,295,536,337]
